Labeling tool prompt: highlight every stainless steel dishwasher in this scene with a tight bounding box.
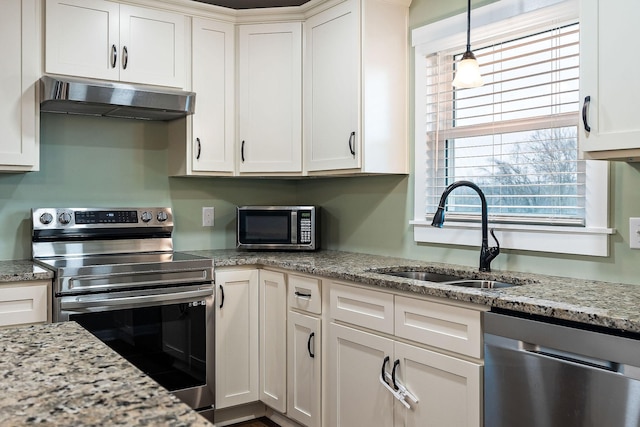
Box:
[484,310,640,427]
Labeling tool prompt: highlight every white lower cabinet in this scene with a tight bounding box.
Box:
[326,282,483,427]
[0,281,50,327]
[393,342,481,427]
[259,269,287,412]
[215,269,259,409]
[288,311,321,427]
[327,322,395,427]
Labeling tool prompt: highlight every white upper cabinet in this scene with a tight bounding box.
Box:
[45,0,185,88]
[168,16,235,177]
[0,0,40,172]
[238,22,302,174]
[304,1,359,172]
[191,17,235,174]
[304,0,410,175]
[579,0,640,160]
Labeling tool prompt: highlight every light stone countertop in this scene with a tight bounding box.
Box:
[0,260,54,282]
[0,321,211,426]
[188,249,640,334]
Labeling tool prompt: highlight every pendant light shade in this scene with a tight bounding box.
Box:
[453,0,483,88]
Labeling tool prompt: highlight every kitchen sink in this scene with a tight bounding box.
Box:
[382,270,464,282]
[444,280,515,289]
[378,270,517,288]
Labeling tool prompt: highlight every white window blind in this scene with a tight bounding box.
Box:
[425,23,583,226]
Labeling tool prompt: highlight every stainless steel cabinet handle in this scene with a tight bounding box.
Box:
[348,131,356,156]
[196,138,201,160]
[307,332,315,358]
[111,44,117,68]
[582,95,591,133]
[122,46,129,70]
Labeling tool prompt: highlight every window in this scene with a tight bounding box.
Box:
[412,0,612,256]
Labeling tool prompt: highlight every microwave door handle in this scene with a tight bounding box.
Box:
[291,211,297,244]
[60,288,213,310]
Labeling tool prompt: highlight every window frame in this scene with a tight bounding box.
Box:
[411,0,613,257]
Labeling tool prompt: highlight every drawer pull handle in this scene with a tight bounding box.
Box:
[294,291,312,299]
[307,332,315,358]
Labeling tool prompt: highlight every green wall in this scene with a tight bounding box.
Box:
[1,0,639,285]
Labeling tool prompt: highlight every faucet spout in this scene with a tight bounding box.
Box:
[431,180,500,272]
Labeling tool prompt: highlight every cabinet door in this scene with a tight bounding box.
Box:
[393,342,482,427]
[304,0,360,172]
[0,281,49,327]
[191,17,235,173]
[259,270,287,412]
[119,4,185,88]
[287,311,321,427]
[238,23,302,173]
[579,0,640,158]
[215,269,259,409]
[45,0,120,81]
[327,322,394,427]
[0,0,39,171]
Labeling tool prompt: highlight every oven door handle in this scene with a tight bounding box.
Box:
[61,288,213,310]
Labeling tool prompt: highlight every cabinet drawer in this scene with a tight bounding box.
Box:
[329,282,393,334]
[395,295,482,359]
[0,282,48,327]
[288,274,322,314]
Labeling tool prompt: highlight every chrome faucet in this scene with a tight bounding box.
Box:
[431,180,500,272]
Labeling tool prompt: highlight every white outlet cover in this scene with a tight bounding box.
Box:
[630,217,640,249]
[202,207,214,227]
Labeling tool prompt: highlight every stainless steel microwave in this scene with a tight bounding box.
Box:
[237,206,319,251]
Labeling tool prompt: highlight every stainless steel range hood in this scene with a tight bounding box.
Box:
[40,75,196,121]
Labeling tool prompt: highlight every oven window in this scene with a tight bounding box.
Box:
[71,302,206,392]
[239,211,291,244]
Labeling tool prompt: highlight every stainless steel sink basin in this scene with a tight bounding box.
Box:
[382,271,464,282]
[379,270,517,288]
[444,280,515,289]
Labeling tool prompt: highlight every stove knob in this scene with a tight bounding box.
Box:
[58,212,72,225]
[157,211,168,222]
[39,212,53,225]
[141,211,153,223]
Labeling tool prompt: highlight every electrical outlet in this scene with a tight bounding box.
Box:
[202,207,214,227]
[630,218,640,249]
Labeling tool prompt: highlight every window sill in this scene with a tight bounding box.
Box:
[411,220,614,257]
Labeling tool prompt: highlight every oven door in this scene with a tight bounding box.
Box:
[58,284,214,411]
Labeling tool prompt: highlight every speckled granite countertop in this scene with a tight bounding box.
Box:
[0,321,211,426]
[188,249,640,334]
[0,260,53,282]
[4,250,640,333]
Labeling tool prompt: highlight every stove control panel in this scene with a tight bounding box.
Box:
[32,208,173,229]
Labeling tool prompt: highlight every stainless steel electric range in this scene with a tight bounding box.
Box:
[31,207,215,415]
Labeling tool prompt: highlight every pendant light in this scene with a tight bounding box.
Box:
[452,0,484,88]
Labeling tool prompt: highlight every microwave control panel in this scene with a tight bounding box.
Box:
[298,211,313,244]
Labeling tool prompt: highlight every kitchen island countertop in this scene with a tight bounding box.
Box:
[0,321,211,426]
